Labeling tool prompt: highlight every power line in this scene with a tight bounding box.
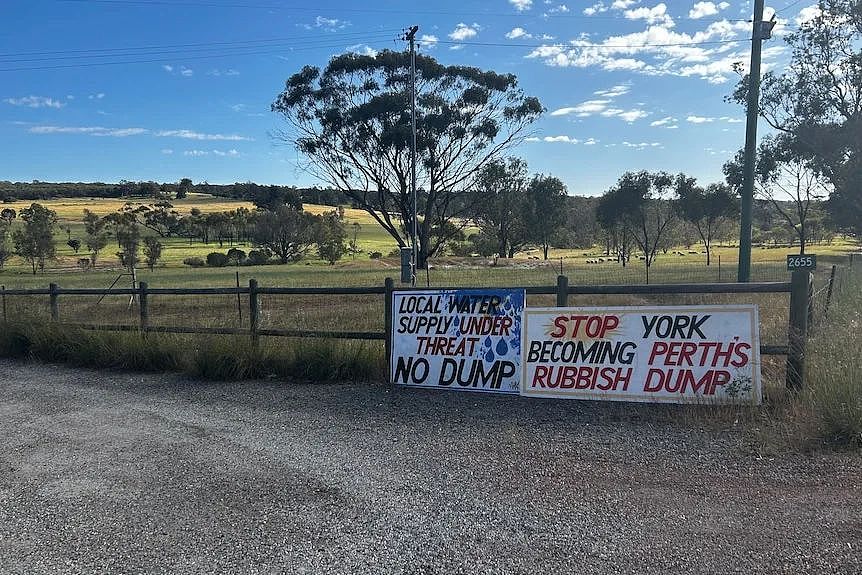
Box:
[57,0,752,23]
[0,29,401,59]
[0,37,394,72]
[777,0,810,13]
[0,33,398,63]
[435,38,752,50]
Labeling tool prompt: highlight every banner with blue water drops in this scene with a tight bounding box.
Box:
[391,289,525,394]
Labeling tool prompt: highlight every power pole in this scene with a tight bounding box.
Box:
[405,25,419,286]
[737,0,774,282]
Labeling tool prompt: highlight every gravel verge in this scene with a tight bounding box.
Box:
[0,359,859,574]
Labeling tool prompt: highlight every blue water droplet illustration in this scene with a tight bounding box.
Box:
[496,338,508,355]
[484,336,492,347]
[484,349,495,362]
[453,316,460,325]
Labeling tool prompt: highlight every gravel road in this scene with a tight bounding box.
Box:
[0,359,860,574]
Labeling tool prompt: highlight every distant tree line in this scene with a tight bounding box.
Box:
[0,179,346,208]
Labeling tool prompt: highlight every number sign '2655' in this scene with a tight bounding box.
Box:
[391,289,525,394]
[786,254,816,271]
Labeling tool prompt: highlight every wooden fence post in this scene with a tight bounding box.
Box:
[556,275,568,307]
[823,265,837,321]
[384,277,394,381]
[139,281,149,333]
[1,285,6,322]
[49,283,59,322]
[806,271,815,334]
[786,270,812,390]
[248,278,259,347]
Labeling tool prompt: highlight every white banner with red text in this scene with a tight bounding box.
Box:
[521,305,761,404]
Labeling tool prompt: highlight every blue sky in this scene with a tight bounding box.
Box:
[0,0,817,195]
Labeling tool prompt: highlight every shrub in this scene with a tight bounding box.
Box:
[227,248,246,265]
[206,252,229,267]
[369,251,382,260]
[183,256,205,267]
[247,249,270,265]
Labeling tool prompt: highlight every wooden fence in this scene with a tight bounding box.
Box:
[0,271,820,389]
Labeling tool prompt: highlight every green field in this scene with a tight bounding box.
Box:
[1,194,857,291]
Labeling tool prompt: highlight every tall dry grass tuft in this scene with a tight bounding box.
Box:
[797,269,862,448]
[0,322,385,383]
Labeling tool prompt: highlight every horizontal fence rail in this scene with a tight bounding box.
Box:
[0,272,821,388]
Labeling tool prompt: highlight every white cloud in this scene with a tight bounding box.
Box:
[505,27,531,39]
[796,4,822,25]
[307,16,350,31]
[231,104,246,112]
[207,68,240,76]
[156,129,252,141]
[615,109,649,122]
[180,67,194,77]
[549,4,570,13]
[686,115,715,123]
[28,125,147,137]
[420,34,438,47]
[162,65,173,72]
[551,99,610,116]
[161,149,173,154]
[87,93,105,100]
[688,1,726,19]
[347,44,378,56]
[184,149,239,157]
[650,116,677,127]
[611,0,640,8]
[625,3,674,27]
[583,2,607,15]
[525,16,777,83]
[449,23,480,41]
[510,0,533,11]
[527,135,600,145]
[719,115,743,123]
[551,96,646,122]
[594,84,630,98]
[622,141,663,149]
[4,96,65,109]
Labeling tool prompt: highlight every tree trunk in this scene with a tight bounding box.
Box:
[543,243,549,260]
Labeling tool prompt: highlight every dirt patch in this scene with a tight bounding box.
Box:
[0,359,859,574]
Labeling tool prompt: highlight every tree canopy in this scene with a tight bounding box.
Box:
[730,0,861,235]
[272,49,543,267]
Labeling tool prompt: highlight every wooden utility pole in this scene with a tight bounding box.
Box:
[737,0,775,282]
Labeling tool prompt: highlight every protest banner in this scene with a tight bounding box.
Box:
[391,289,525,394]
[522,305,761,404]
